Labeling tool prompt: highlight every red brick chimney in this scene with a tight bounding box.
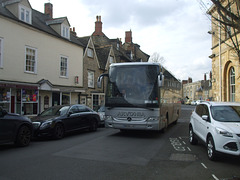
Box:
[204,73,206,81]
[92,16,104,36]
[188,77,192,83]
[125,30,132,43]
[70,27,77,36]
[45,2,53,18]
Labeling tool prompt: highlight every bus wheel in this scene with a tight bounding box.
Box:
[162,115,168,133]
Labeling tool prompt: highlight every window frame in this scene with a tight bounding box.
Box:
[19,4,32,24]
[109,56,114,64]
[88,70,94,88]
[60,56,68,78]
[61,24,70,39]
[0,37,3,68]
[87,48,94,58]
[229,67,235,102]
[25,46,37,74]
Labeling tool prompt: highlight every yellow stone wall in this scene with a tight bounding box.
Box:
[209,0,240,102]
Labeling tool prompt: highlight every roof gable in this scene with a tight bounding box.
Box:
[0,1,84,47]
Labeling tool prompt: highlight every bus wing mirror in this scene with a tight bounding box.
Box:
[97,73,108,88]
[158,74,164,87]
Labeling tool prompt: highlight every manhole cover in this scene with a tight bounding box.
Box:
[169,153,197,161]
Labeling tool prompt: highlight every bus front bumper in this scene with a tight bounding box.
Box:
[105,120,160,131]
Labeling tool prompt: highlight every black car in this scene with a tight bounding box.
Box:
[31,104,101,139]
[0,107,33,147]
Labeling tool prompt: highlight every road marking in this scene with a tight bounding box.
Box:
[201,163,207,169]
[169,138,185,151]
[170,138,192,152]
[212,174,219,180]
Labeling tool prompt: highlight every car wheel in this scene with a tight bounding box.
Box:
[207,136,217,161]
[53,123,64,139]
[189,126,198,145]
[15,125,32,147]
[90,120,97,132]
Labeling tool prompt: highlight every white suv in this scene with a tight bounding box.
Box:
[189,101,240,160]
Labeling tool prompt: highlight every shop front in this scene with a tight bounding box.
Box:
[0,82,39,116]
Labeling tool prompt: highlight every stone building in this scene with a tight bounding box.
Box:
[78,16,150,110]
[182,74,212,101]
[208,0,240,102]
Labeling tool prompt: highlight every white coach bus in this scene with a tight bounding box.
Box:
[97,62,181,131]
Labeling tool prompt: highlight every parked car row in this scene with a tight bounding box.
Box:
[185,100,205,105]
[0,104,101,147]
[2,101,240,162]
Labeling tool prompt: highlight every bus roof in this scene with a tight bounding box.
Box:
[110,62,160,67]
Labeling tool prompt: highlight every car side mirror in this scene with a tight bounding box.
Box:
[202,115,209,121]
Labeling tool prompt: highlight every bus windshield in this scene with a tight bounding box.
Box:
[106,64,159,108]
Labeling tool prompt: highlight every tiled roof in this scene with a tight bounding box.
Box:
[0,0,84,47]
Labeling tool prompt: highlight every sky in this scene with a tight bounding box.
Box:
[30,0,213,82]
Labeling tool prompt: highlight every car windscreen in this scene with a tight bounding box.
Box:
[40,106,69,116]
[211,105,240,122]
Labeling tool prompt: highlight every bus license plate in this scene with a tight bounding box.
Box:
[124,124,134,128]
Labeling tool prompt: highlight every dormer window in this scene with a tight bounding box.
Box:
[130,51,133,60]
[61,24,70,39]
[87,48,94,58]
[109,56,114,64]
[19,5,32,24]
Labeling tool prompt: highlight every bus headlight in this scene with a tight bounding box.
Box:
[105,115,113,121]
[147,117,159,122]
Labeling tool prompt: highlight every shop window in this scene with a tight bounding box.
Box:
[44,96,49,110]
[92,94,105,111]
[0,88,10,111]
[22,89,38,115]
[62,93,70,105]
[81,97,86,105]
[52,92,60,106]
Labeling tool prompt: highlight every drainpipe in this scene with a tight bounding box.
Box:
[219,14,222,102]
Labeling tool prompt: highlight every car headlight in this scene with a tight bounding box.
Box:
[32,122,41,129]
[40,120,52,130]
[215,127,233,138]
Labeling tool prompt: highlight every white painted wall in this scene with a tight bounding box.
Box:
[0,17,84,87]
